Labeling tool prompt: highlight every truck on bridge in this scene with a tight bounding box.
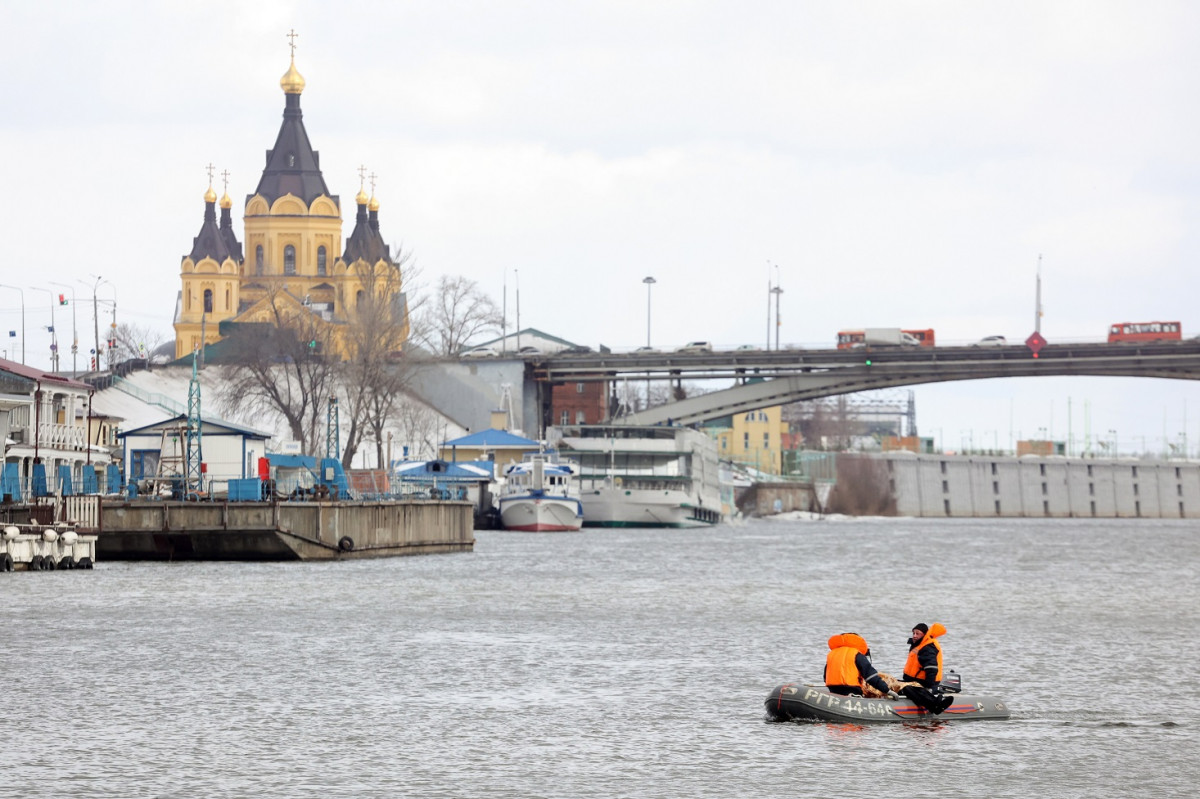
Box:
[837,328,927,349]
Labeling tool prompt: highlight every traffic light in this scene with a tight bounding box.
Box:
[58,293,67,305]
[865,357,872,366]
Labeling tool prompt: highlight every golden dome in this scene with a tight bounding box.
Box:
[356,188,369,206]
[280,57,306,95]
[369,195,380,212]
[219,192,232,209]
[204,185,217,203]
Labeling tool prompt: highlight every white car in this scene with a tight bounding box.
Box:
[461,346,497,358]
[676,341,714,353]
[973,336,1007,347]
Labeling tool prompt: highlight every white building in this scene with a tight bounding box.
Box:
[118,415,271,493]
[1,357,118,500]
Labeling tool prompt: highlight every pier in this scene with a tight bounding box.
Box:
[96,499,474,561]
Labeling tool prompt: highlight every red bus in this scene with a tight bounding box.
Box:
[1107,321,1181,343]
[905,329,936,347]
[836,329,936,349]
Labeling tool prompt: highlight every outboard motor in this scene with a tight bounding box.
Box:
[941,670,962,694]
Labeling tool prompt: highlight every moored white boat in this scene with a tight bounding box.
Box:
[552,424,722,528]
[578,479,721,528]
[497,453,583,532]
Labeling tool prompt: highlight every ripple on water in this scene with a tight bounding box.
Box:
[2,518,1199,798]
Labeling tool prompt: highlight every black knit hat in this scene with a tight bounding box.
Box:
[913,623,929,634]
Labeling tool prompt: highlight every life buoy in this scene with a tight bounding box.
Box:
[1,552,12,572]
[338,536,354,552]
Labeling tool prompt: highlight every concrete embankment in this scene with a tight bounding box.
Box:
[873,453,1200,518]
[97,499,475,561]
[739,452,1200,519]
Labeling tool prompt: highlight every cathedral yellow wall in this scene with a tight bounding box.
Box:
[174,255,242,358]
[173,188,407,360]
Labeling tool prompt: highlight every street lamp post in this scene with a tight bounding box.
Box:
[765,261,773,349]
[0,284,24,363]
[771,284,783,350]
[81,276,110,371]
[29,286,58,372]
[642,276,655,347]
[101,287,118,369]
[50,282,77,374]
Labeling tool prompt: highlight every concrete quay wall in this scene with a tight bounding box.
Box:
[98,500,475,561]
[883,453,1200,518]
[737,482,814,517]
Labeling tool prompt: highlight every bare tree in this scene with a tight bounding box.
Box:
[827,455,896,515]
[339,254,425,468]
[412,275,504,356]
[392,394,443,460]
[112,322,169,362]
[217,284,340,454]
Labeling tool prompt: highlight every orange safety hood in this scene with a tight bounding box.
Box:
[827,633,868,654]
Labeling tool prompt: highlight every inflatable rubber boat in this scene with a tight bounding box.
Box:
[764,680,1011,723]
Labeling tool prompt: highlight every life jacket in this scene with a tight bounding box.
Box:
[825,633,869,688]
[903,622,946,683]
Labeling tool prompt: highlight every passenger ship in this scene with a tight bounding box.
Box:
[550,424,722,528]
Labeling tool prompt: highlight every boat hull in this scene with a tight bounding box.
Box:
[764,683,1011,723]
[580,487,720,528]
[498,496,583,532]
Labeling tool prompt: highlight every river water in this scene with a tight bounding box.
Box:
[2,516,1196,798]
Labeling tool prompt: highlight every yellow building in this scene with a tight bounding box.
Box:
[174,51,407,360]
[713,406,788,474]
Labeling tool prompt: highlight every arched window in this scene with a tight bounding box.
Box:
[203,289,213,313]
[255,245,264,275]
[284,245,296,275]
[356,289,365,309]
[317,246,327,276]
[225,288,231,310]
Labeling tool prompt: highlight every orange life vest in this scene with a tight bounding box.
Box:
[903,622,946,683]
[825,633,869,688]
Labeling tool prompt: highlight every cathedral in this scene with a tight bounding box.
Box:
[173,48,407,360]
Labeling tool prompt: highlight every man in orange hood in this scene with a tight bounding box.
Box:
[903,622,946,689]
[900,622,953,714]
[824,633,896,698]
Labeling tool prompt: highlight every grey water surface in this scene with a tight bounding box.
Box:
[2,517,1196,798]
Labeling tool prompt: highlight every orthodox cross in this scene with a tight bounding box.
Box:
[287,29,299,57]
[221,169,231,194]
[205,163,215,184]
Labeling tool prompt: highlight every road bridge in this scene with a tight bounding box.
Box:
[528,340,1200,426]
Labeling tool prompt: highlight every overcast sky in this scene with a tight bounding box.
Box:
[3,1,1199,454]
